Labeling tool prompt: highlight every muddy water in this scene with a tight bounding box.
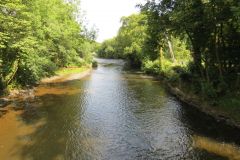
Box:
[0,59,240,160]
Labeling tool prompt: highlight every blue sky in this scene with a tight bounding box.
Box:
[81,0,144,42]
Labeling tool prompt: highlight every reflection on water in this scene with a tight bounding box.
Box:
[193,135,240,160]
[0,110,46,159]
[0,58,240,160]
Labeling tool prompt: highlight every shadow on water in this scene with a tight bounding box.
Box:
[9,79,100,160]
[171,98,240,160]
[177,98,240,144]
[120,78,231,160]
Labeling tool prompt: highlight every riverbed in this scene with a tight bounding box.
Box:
[0,59,240,160]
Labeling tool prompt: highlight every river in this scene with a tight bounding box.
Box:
[0,59,240,160]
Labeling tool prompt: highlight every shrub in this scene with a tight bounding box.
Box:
[142,59,161,74]
[92,60,98,68]
[16,56,57,86]
[201,82,217,99]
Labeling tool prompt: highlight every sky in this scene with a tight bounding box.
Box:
[81,0,144,42]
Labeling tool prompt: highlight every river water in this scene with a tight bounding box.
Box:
[0,59,240,160]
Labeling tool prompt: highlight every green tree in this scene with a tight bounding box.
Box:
[0,0,33,89]
[98,13,148,67]
[0,0,95,91]
[116,14,147,67]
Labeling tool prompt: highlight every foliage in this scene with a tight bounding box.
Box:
[142,59,161,75]
[96,0,239,99]
[55,66,89,76]
[97,38,120,59]
[136,0,240,100]
[92,60,98,68]
[0,0,95,91]
[97,13,148,67]
[115,14,148,67]
[140,0,240,93]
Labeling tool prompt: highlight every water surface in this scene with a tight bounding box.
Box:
[1,59,240,160]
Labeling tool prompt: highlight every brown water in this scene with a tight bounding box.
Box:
[1,58,240,160]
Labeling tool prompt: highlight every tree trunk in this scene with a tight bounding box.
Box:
[166,35,176,63]
[4,58,19,86]
[0,75,5,91]
[192,45,204,78]
[159,46,163,70]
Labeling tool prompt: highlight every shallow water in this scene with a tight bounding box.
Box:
[1,59,240,160]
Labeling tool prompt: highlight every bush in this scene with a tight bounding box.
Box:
[16,56,57,86]
[142,59,161,74]
[172,66,192,82]
[92,60,98,68]
[161,59,173,73]
[201,82,217,99]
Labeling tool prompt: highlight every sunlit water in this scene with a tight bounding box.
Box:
[1,59,240,160]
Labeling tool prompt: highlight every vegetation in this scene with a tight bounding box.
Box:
[140,0,240,99]
[97,38,119,59]
[55,66,90,76]
[1,0,239,122]
[97,0,240,113]
[0,0,96,93]
[98,14,148,67]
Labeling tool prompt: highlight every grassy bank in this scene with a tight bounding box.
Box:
[55,66,91,76]
[40,65,92,84]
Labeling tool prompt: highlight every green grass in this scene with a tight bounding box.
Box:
[55,66,90,76]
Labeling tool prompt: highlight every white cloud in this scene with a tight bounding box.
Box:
[81,0,144,42]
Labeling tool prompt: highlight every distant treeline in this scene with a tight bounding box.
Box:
[0,0,97,92]
[97,0,240,100]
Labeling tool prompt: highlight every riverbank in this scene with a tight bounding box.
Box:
[0,67,92,115]
[139,60,240,129]
[163,80,240,129]
[122,68,240,128]
[1,63,239,130]
[41,66,91,84]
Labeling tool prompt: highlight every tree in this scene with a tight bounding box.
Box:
[97,13,148,67]
[0,0,95,91]
[140,0,240,90]
[0,0,33,89]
